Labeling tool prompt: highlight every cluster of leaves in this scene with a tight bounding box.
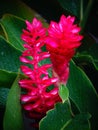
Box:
[0,0,98,130]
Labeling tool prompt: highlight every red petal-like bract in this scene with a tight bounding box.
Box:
[19,15,83,126]
[46,15,83,83]
[19,18,61,121]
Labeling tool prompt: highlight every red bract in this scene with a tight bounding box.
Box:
[19,15,83,122]
[21,18,46,45]
[46,15,83,83]
[19,18,61,120]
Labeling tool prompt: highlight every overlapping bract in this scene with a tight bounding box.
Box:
[19,18,61,119]
[46,15,83,83]
[19,15,83,120]
[21,18,46,45]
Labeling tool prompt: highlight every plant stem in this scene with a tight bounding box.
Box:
[80,0,83,22]
[67,99,75,117]
[79,0,93,34]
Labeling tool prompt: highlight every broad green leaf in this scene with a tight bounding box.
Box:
[0,70,24,108]
[76,35,98,70]
[79,0,94,32]
[0,0,48,44]
[87,43,98,69]
[78,33,96,52]
[59,84,69,103]
[69,98,80,115]
[0,0,47,23]
[88,42,98,56]
[40,102,72,130]
[63,113,91,130]
[0,87,9,108]
[40,102,91,130]
[57,0,91,26]
[0,15,25,51]
[3,75,24,130]
[67,61,98,130]
[74,54,98,70]
[0,70,17,88]
[0,25,5,38]
[0,36,21,72]
[58,0,80,18]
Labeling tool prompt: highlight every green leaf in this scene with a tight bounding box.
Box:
[77,33,96,52]
[76,34,98,70]
[58,0,80,18]
[0,87,9,108]
[0,70,24,108]
[63,113,91,130]
[0,0,32,20]
[79,0,93,33]
[40,102,72,130]
[0,13,48,51]
[67,61,98,130]
[87,42,98,69]
[0,14,25,51]
[0,25,5,38]
[3,75,24,130]
[40,102,91,130]
[59,84,69,103]
[88,42,98,57]
[0,70,17,88]
[74,54,98,71]
[0,36,21,72]
[0,0,47,22]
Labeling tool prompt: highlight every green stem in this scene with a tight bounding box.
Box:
[80,0,83,22]
[67,99,75,117]
[79,0,93,34]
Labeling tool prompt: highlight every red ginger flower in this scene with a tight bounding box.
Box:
[21,18,46,45]
[45,15,83,83]
[19,18,61,120]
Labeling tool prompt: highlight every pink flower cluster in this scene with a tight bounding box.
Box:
[46,15,83,83]
[19,18,61,119]
[19,15,83,120]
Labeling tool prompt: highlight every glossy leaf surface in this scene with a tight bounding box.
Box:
[3,75,24,130]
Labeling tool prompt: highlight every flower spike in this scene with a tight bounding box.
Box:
[19,15,83,125]
[19,18,61,121]
[45,14,83,83]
